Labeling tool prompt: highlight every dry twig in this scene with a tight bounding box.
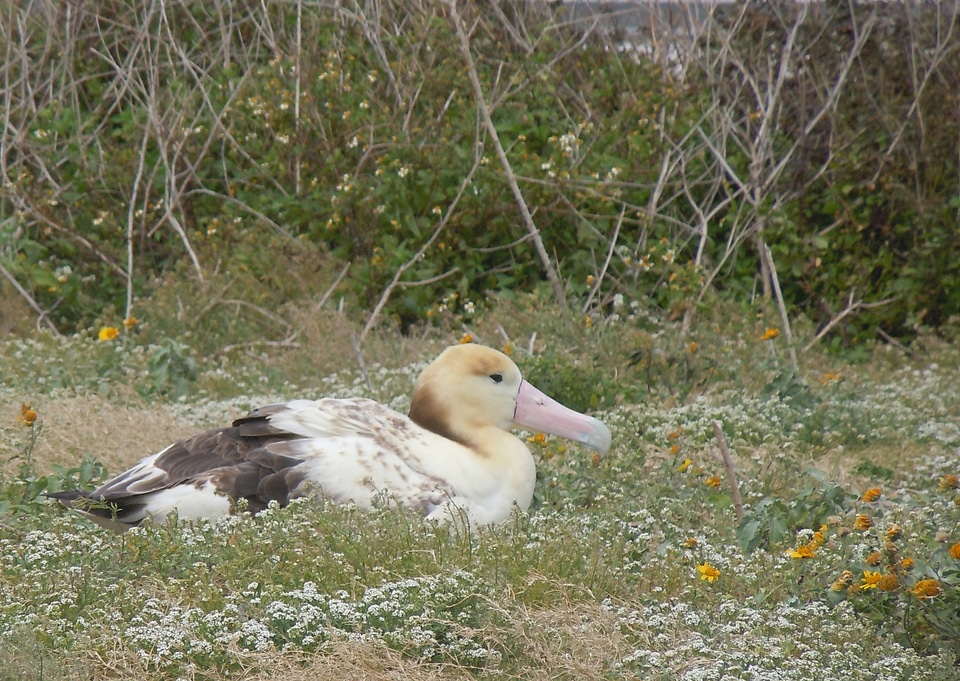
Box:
[712,420,744,524]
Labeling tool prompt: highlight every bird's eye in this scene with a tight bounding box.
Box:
[490,373,503,384]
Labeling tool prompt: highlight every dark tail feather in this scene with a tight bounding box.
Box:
[45,489,92,507]
[46,490,141,528]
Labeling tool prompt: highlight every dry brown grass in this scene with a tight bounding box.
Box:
[31,604,632,681]
[236,644,476,681]
[82,642,477,681]
[1,392,194,477]
[0,283,37,336]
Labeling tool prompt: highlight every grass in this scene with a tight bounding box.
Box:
[1,299,960,680]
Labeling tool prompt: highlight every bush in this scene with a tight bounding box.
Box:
[2,1,958,348]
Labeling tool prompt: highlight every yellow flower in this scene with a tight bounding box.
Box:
[123,316,138,330]
[584,315,593,329]
[860,571,883,590]
[459,333,474,344]
[696,563,720,583]
[854,514,873,531]
[98,326,119,342]
[877,574,899,592]
[861,487,882,502]
[830,570,854,591]
[900,557,915,572]
[678,458,692,473]
[939,474,959,491]
[586,274,596,286]
[18,403,38,427]
[683,537,698,548]
[669,444,681,456]
[704,475,721,488]
[949,542,960,560]
[759,327,779,341]
[885,525,903,542]
[787,543,817,559]
[911,579,941,599]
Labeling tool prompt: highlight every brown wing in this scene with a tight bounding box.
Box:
[50,405,309,526]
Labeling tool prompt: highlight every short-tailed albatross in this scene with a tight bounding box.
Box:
[50,344,612,530]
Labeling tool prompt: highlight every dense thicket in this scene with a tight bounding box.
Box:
[1,0,957,348]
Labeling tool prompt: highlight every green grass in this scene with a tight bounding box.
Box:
[2,301,960,680]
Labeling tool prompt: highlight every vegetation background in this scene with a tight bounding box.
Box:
[1,1,960,679]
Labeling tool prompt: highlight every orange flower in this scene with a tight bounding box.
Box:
[885,525,903,541]
[865,551,882,566]
[911,579,941,599]
[458,333,474,344]
[861,487,882,502]
[683,537,698,548]
[821,372,842,384]
[949,542,960,560]
[686,341,698,354]
[759,328,779,341]
[704,475,721,488]
[123,316,138,330]
[939,474,959,491]
[669,444,681,456]
[526,433,548,446]
[98,326,119,342]
[18,403,38,427]
[900,557,915,571]
[854,514,873,531]
[877,574,899,592]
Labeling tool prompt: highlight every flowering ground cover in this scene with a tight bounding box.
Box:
[1,305,959,680]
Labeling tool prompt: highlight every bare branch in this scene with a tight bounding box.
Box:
[712,420,744,524]
[313,262,351,313]
[125,127,151,322]
[447,0,567,307]
[0,259,62,336]
[359,131,483,344]
[761,242,798,373]
[582,207,624,314]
